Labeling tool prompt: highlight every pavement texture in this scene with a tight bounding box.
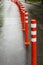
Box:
[0,1,31,65]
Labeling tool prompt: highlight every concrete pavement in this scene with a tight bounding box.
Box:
[0,1,31,65]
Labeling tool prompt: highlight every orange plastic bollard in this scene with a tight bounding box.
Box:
[11,0,17,3]
[21,10,25,31]
[25,10,30,45]
[16,1,22,10]
[20,6,25,31]
[31,19,37,65]
[11,0,20,9]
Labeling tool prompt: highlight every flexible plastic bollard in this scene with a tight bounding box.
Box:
[16,1,22,10]
[20,6,25,31]
[31,19,37,65]
[11,0,17,3]
[12,0,21,10]
[25,10,30,45]
[11,0,25,29]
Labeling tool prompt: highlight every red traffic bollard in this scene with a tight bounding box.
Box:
[25,10,30,45]
[20,5,25,31]
[31,19,37,65]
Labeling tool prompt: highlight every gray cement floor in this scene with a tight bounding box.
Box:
[0,1,31,65]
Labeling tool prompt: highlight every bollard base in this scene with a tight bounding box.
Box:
[25,42,30,45]
[22,28,25,31]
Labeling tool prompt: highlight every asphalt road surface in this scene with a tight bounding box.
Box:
[25,2,43,65]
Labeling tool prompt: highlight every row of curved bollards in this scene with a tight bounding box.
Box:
[11,0,37,65]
